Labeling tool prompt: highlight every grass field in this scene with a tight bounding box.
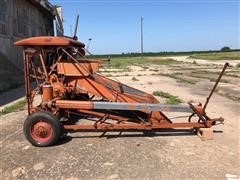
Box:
[152,91,183,104]
[189,51,240,60]
[105,57,179,68]
[102,51,240,69]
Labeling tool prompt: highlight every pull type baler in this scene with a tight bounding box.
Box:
[15,36,227,147]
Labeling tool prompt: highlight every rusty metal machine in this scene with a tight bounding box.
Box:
[15,36,228,147]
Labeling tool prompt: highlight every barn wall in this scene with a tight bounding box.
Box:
[0,0,54,69]
[0,0,54,93]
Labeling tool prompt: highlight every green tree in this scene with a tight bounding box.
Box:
[220,46,231,52]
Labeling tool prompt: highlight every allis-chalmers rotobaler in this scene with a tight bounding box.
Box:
[15,36,228,147]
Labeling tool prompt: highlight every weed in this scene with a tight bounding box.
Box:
[0,98,27,115]
[107,57,179,69]
[210,78,229,83]
[158,73,196,84]
[149,69,159,72]
[131,77,139,81]
[215,89,240,102]
[142,66,149,70]
[114,62,122,68]
[191,73,230,83]
[152,91,183,104]
[189,51,240,60]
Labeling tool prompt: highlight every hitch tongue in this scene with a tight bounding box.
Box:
[212,117,224,125]
[203,62,229,111]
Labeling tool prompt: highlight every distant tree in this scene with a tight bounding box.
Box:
[220,46,231,52]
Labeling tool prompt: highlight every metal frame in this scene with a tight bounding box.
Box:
[16,36,227,134]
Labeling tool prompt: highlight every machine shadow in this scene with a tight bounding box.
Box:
[57,128,202,145]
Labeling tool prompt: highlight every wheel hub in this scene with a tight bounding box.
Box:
[35,126,48,137]
[31,121,53,143]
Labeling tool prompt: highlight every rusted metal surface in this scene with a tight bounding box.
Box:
[55,100,194,113]
[15,36,227,145]
[55,100,94,109]
[57,60,99,76]
[31,120,53,143]
[42,84,53,102]
[14,36,85,47]
[63,122,212,130]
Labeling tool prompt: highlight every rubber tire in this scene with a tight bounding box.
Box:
[23,111,60,147]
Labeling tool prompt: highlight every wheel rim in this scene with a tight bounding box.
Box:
[30,120,53,143]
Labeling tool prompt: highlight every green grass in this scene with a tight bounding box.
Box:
[106,57,179,68]
[210,78,229,83]
[192,60,197,64]
[158,73,196,84]
[99,69,127,73]
[142,66,149,69]
[88,49,240,59]
[131,77,139,81]
[152,91,183,104]
[149,69,159,72]
[215,89,240,102]
[0,99,27,115]
[190,73,230,83]
[191,69,240,78]
[189,51,240,60]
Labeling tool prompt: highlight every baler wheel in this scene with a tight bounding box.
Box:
[23,111,60,147]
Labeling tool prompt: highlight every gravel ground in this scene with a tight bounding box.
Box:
[0,106,239,180]
[0,62,239,180]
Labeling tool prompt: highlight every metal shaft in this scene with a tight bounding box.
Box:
[74,14,79,38]
[203,62,229,110]
[141,17,143,58]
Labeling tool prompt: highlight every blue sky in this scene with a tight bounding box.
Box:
[50,0,239,54]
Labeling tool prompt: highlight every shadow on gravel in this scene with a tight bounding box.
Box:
[56,136,73,146]
[57,129,206,145]
[55,128,223,146]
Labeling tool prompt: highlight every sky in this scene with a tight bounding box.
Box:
[50,0,239,54]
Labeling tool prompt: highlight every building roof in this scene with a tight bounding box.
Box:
[14,36,85,47]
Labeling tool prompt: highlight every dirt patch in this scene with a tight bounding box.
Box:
[101,58,240,102]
